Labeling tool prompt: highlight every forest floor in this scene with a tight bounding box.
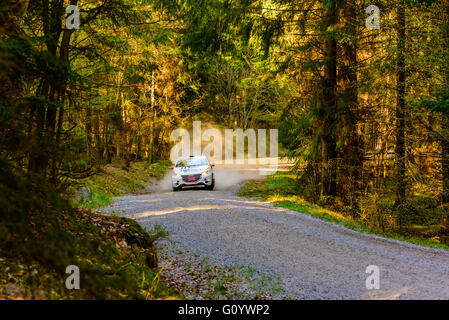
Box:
[105,164,449,299]
[0,160,178,300]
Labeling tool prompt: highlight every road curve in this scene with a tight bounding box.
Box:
[106,165,449,300]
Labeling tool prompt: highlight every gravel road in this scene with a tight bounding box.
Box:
[106,165,449,300]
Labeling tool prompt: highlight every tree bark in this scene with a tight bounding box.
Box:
[395,0,407,206]
[321,0,339,197]
[342,0,363,214]
[441,0,449,205]
[149,71,155,163]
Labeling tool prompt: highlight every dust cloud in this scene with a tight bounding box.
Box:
[144,164,266,193]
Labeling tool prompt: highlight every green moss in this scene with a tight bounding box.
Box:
[120,218,168,249]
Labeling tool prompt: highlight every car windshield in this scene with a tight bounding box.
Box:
[176,157,208,167]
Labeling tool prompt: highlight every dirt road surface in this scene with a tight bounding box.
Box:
[106,164,449,300]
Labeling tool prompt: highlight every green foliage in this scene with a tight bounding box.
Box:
[421,90,449,114]
[408,0,438,6]
[3,0,449,299]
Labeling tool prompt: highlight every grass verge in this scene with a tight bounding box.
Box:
[159,241,286,299]
[72,160,171,209]
[237,172,449,251]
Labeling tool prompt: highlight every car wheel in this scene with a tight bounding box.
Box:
[173,186,180,192]
[206,180,215,191]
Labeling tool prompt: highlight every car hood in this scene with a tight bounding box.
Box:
[174,165,209,175]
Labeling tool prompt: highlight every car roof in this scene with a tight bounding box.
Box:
[176,155,208,162]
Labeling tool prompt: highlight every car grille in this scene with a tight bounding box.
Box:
[182,174,202,182]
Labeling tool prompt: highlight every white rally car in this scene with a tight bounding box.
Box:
[171,156,215,191]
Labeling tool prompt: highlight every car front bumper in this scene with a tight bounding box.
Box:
[172,172,213,188]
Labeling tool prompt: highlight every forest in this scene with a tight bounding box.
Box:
[1,0,449,299]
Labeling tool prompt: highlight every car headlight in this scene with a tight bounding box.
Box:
[174,171,182,178]
[202,168,211,177]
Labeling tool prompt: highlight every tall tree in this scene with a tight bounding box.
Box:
[440,0,449,205]
[395,0,407,206]
[321,0,339,197]
[340,0,363,214]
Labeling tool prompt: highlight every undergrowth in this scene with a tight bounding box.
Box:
[238,172,449,251]
[0,159,178,299]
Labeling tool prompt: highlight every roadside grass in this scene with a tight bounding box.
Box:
[198,259,285,299]
[191,258,285,299]
[237,173,449,251]
[72,160,171,209]
[159,241,286,299]
[235,265,284,297]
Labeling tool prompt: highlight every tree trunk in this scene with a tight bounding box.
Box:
[149,71,155,163]
[28,79,49,176]
[321,0,339,197]
[342,0,363,215]
[395,0,407,206]
[441,0,449,205]
[28,0,77,182]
